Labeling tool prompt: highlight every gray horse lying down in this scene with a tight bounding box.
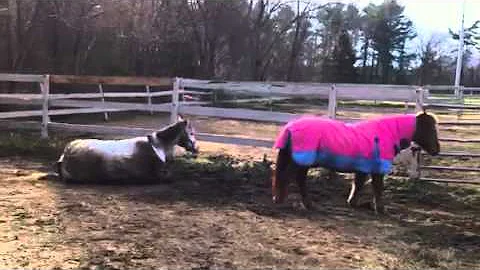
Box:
[56,118,198,184]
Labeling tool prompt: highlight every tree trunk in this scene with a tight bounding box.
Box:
[207,40,216,78]
[286,0,301,81]
[72,26,85,75]
[15,1,41,71]
[361,38,369,82]
[50,1,60,73]
[7,0,18,71]
[369,53,376,83]
[382,61,390,84]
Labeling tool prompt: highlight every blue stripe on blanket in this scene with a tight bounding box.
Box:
[292,151,393,174]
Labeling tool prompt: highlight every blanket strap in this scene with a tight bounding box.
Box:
[373,136,380,161]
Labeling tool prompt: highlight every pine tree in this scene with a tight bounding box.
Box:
[331,30,357,82]
[362,0,416,84]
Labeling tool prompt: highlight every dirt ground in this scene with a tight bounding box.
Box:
[0,140,479,269]
[1,105,480,269]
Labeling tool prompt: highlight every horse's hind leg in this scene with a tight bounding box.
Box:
[327,169,338,182]
[371,174,385,215]
[294,166,312,210]
[347,172,368,208]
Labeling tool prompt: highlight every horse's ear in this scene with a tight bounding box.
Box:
[178,120,187,128]
[177,114,185,122]
[147,134,154,144]
[416,106,429,117]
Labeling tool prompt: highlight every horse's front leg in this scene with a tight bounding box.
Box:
[294,165,312,210]
[371,174,385,215]
[347,172,368,208]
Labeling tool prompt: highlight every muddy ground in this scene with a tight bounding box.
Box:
[0,104,480,269]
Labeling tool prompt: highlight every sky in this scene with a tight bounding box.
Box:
[311,0,480,66]
[337,0,478,35]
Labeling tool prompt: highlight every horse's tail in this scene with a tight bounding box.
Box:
[273,125,290,150]
[49,153,67,182]
[272,128,292,199]
[56,161,63,179]
[35,161,62,182]
[55,141,77,182]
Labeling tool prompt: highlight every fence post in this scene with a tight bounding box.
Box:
[145,85,153,115]
[212,90,217,105]
[459,85,464,118]
[40,74,50,139]
[98,84,109,121]
[413,87,425,180]
[327,84,338,181]
[268,84,273,111]
[327,84,337,119]
[415,87,424,113]
[170,77,180,124]
[454,85,461,99]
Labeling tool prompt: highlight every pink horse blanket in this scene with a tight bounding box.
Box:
[273,114,416,174]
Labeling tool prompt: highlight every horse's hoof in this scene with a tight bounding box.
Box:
[374,207,386,216]
[300,201,316,211]
[347,200,360,209]
[272,196,284,205]
[358,202,374,210]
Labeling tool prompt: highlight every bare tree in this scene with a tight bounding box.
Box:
[286,0,314,81]
[7,0,43,71]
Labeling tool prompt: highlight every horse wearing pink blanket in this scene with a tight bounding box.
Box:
[274,114,416,174]
[272,112,440,214]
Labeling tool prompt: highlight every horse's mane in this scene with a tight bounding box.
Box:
[416,110,439,123]
[295,112,439,125]
[158,120,186,132]
[150,120,188,146]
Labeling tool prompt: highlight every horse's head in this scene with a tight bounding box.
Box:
[176,116,199,156]
[148,115,199,157]
[412,110,440,156]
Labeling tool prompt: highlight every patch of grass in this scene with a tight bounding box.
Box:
[211,98,325,114]
[386,178,480,209]
[164,154,272,186]
[464,97,480,105]
[383,178,480,269]
[339,100,408,108]
[0,131,68,159]
[397,247,463,270]
[0,131,273,187]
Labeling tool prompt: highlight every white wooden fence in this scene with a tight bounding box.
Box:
[1,73,480,184]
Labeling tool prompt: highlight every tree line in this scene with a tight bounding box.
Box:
[1,0,479,86]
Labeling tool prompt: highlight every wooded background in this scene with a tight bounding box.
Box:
[1,0,479,86]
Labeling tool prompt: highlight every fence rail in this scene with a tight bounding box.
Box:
[183,78,421,101]
[0,73,46,82]
[425,85,480,91]
[421,165,480,172]
[50,74,172,86]
[419,177,480,185]
[0,90,211,100]
[0,108,126,119]
[1,73,480,185]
